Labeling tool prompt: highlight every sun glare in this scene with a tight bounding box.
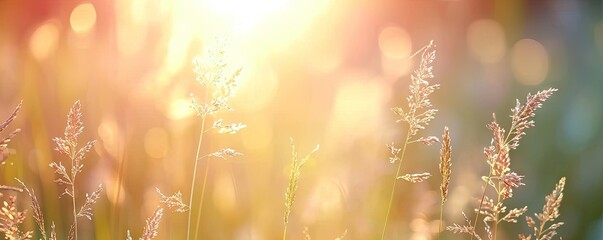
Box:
[204,0,289,32]
[186,0,333,49]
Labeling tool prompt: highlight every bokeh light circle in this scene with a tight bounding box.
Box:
[29,21,60,61]
[70,3,97,34]
[511,39,549,85]
[378,25,412,60]
[467,19,506,64]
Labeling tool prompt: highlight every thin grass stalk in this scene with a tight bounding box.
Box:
[186,113,207,240]
[71,178,78,240]
[381,133,411,240]
[471,111,529,240]
[468,88,557,239]
[193,156,212,240]
[471,170,492,240]
[439,203,445,240]
[471,124,513,240]
[111,145,127,239]
[493,181,501,240]
[0,186,23,192]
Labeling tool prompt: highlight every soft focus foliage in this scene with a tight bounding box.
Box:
[0,0,601,239]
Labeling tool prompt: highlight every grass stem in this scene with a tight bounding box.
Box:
[193,157,212,239]
[471,170,491,240]
[187,115,207,240]
[381,133,411,240]
[71,178,78,240]
[282,225,287,240]
[438,203,444,240]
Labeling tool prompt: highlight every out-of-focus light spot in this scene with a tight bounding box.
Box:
[236,63,279,112]
[213,170,236,215]
[308,45,342,74]
[204,0,288,32]
[235,225,263,240]
[130,0,147,24]
[116,0,148,56]
[105,175,126,205]
[447,170,477,218]
[410,218,431,240]
[302,178,344,222]
[241,115,272,150]
[117,26,145,57]
[168,98,194,120]
[67,28,95,49]
[467,19,506,64]
[378,25,412,60]
[162,27,192,76]
[330,78,386,137]
[98,119,121,158]
[29,21,60,61]
[381,56,412,79]
[314,179,343,211]
[511,39,549,85]
[70,3,97,34]
[144,128,169,158]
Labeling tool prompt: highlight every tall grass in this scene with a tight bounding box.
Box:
[447,88,561,240]
[0,101,22,166]
[49,100,103,240]
[14,101,102,240]
[187,41,244,240]
[0,42,571,240]
[382,41,440,239]
[438,127,452,240]
[283,139,319,240]
[519,177,566,240]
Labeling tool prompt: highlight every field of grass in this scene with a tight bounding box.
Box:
[1,0,603,239]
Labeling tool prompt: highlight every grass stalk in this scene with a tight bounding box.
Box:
[438,203,444,240]
[71,177,78,240]
[111,146,127,239]
[193,156,212,239]
[471,118,519,239]
[381,132,411,240]
[187,114,207,240]
[471,170,491,240]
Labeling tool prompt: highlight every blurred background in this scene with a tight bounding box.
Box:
[1,0,602,239]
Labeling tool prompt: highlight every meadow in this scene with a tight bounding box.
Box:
[1,0,602,239]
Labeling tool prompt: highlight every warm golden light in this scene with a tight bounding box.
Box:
[168,98,195,120]
[213,170,237,215]
[204,0,288,32]
[105,176,126,205]
[2,1,585,239]
[70,2,97,34]
[29,21,60,61]
[379,25,412,60]
[115,0,149,56]
[98,119,121,158]
[241,115,273,150]
[302,178,344,222]
[144,127,169,158]
[511,39,549,85]
[330,79,386,137]
[381,56,413,79]
[467,19,506,64]
[235,63,279,112]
